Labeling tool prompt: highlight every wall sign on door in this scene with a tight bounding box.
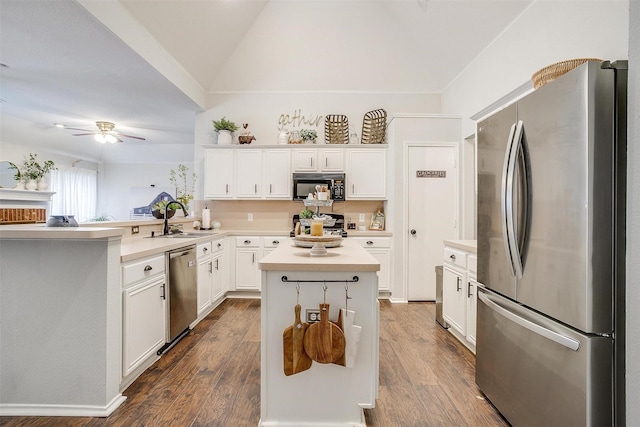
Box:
[416,170,447,178]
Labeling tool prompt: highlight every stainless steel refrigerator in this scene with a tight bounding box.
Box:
[476,60,627,427]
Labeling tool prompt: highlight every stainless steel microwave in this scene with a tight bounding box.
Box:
[292,173,345,201]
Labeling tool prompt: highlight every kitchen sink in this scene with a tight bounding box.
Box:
[146,232,214,239]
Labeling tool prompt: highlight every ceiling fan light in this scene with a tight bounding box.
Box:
[105,134,118,144]
[94,134,107,144]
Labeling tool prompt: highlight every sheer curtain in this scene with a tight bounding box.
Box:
[50,167,98,222]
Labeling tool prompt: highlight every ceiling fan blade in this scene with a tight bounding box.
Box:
[119,134,146,141]
[65,127,94,132]
[72,133,95,136]
[114,137,124,143]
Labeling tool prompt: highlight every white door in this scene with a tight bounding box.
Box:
[407,145,458,300]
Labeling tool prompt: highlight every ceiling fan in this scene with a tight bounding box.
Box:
[56,121,146,143]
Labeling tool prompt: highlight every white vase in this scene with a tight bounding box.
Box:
[25,179,37,191]
[217,130,233,145]
[14,181,26,190]
[37,178,48,191]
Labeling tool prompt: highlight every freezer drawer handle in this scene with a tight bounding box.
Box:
[144,265,153,272]
[478,291,580,351]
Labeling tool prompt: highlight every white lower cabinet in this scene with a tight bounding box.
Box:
[234,236,261,291]
[351,237,391,293]
[196,242,213,317]
[122,254,166,385]
[442,244,477,353]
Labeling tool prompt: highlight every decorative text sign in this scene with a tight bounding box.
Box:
[416,170,446,178]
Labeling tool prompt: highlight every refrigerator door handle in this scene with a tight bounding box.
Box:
[478,290,580,351]
[501,122,518,277]
[505,120,525,279]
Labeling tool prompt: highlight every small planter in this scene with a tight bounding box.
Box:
[25,179,38,191]
[218,130,233,145]
[152,209,176,220]
[37,178,48,191]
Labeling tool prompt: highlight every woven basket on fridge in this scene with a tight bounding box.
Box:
[361,109,387,144]
[324,115,349,144]
[531,58,602,89]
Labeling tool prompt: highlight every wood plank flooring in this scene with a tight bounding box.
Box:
[1,299,508,427]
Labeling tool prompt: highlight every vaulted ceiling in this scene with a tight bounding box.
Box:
[0,0,531,163]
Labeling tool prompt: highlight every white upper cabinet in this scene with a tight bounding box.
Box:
[346,148,387,199]
[263,149,291,199]
[204,149,234,199]
[236,149,263,198]
[204,147,291,200]
[292,148,344,172]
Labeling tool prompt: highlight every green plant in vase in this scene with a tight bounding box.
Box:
[212,117,238,145]
[20,153,56,190]
[170,164,197,212]
[300,129,318,144]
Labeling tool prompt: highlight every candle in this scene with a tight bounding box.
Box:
[202,208,211,229]
[310,220,323,236]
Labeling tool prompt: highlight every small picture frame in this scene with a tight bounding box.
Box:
[369,210,385,230]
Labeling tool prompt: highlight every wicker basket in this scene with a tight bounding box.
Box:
[531,58,602,89]
[361,109,387,144]
[324,115,349,144]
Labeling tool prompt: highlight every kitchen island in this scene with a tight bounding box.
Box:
[258,238,380,427]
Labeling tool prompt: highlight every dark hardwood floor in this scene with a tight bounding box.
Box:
[1,299,508,427]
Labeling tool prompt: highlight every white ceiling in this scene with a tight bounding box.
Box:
[0,0,531,163]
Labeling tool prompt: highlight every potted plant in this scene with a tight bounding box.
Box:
[20,153,55,190]
[300,129,318,144]
[212,116,238,145]
[170,164,197,212]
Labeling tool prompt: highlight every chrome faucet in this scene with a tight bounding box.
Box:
[163,200,188,235]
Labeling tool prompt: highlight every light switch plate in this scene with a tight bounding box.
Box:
[131,225,139,235]
[359,213,365,222]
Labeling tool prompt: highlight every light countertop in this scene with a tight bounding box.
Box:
[259,238,380,272]
[443,239,477,253]
[0,224,125,239]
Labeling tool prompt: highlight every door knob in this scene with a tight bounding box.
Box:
[410,229,417,235]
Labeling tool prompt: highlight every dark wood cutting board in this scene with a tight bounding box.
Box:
[303,303,345,364]
[283,304,312,376]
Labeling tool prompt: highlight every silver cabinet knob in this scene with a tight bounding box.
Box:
[450,254,456,261]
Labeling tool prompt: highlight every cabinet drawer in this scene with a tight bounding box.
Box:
[467,254,477,275]
[211,238,225,253]
[236,236,259,247]
[351,237,390,248]
[197,242,212,258]
[262,236,287,248]
[122,254,165,286]
[444,247,466,269]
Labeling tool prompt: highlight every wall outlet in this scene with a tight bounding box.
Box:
[359,213,366,222]
[306,309,321,323]
[131,225,139,235]
[248,213,253,221]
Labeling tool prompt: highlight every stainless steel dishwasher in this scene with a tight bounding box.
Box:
[159,245,197,355]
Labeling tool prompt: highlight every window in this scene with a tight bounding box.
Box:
[50,167,97,222]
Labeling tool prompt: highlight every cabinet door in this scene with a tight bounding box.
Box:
[346,149,387,199]
[197,257,213,316]
[466,277,478,347]
[212,252,226,301]
[443,266,466,337]
[236,150,263,198]
[292,149,317,171]
[319,149,344,171]
[235,249,260,290]
[123,276,166,376]
[264,150,291,199]
[367,249,390,292]
[204,149,234,199]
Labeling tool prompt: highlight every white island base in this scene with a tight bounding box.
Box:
[259,239,380,427]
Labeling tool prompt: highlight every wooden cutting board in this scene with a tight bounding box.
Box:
[303,303,345,364]
[283,304,312,376]
[332,309,346,367]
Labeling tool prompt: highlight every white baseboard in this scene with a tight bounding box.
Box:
[0,394,126,417]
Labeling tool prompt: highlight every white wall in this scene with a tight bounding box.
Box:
[626,0,639,421]
[442,0,629,136]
